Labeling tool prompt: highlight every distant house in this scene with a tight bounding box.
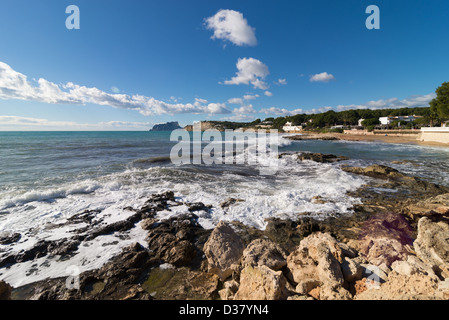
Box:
[358,119,365,127]
[379,115,422,126]
[282,122,303,132]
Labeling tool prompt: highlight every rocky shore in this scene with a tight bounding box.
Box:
[1,154,449,300]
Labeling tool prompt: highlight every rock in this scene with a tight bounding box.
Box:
[203,221,245,281]
[355,270,443,300]
[241,239,287,271]
[145,214,204,268]
[142,266,220,300]
[341,257,363,283]
[319,283,352,300]
[286,232,348,299]
[414,217,449,278]
[0,280,12,300]
[234,265,288,300]
[220,198,244,208]
[0,232,21,245]
[341,165,448,194]
[150,121,181,132]
[391,255,439,281]
[279,152,348,163]
[407,193,449,218]
[357,212,414,267]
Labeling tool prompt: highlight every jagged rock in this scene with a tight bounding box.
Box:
[203,221,245,281]
[286,232,350,299]
[145,214,204,267]
[279,152,348,163]
[407,193,449,218]
[414,217,449,278]
[357,212,414,267]
[0,280,12,300]
[391,255,439,281]
[341,165,448,194]
[341,257,363,283]
[233,265,289,300]
[241,239,287,271]
[220,198,244,208]
[0,233,21,245]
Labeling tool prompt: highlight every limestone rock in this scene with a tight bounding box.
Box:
[355,271,442,300]
[234,265,288,300]
[203,221,245,281]
[287,232,350,299]
[414,217,449,278]
[341,257,363,283]
[241,239,287,271]
[358,212,414,267]
[407,193,449,217]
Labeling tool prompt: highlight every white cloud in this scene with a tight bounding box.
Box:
[0,61,231,116]
[111,86,120,93]
[243,94,260,100]
[259,107,303,116]
[205,9,257,47]
[228,97,244,105]
[0,115,153,131]
[334,93,436,112]
[309,72,335,83]
[264,91,273,97]
[223,58,269,90]
[277,78,287,85]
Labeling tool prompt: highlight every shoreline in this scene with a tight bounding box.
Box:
[285,132,449,148]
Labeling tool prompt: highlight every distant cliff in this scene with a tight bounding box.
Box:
[150,122,182,131]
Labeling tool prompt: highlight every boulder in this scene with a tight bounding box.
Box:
[0,280,12,300]
[286,232,350,299]
[203,221,245,281]
[234,265,288,300]
[414,217,449,278]
[241,239,287,271]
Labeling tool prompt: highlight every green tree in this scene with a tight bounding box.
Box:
[361,118,380,127]
[430,82,449,121]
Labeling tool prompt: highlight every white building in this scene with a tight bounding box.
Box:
[358,119,365,127]
[379,115,421,126]
[282,122,303,132]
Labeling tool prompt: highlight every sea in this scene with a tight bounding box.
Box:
[1,131,449,287]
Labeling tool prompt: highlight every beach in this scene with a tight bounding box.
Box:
[286,132,449,148]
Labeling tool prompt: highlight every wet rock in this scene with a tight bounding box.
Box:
[220,198,244,208]
[234,265,289,300]
[0,280,12,300]
[145,214,205,268]
[203,221,245,281]
[341,164,448,194]
[241,239,288,271]
[187,202,212,212]
[279,152,348,163]
[0,233,21,245]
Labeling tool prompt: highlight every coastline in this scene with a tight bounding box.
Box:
[285,132,449,148]
[2,154,449,301]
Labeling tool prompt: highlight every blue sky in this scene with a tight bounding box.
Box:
[0,0,448,130]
